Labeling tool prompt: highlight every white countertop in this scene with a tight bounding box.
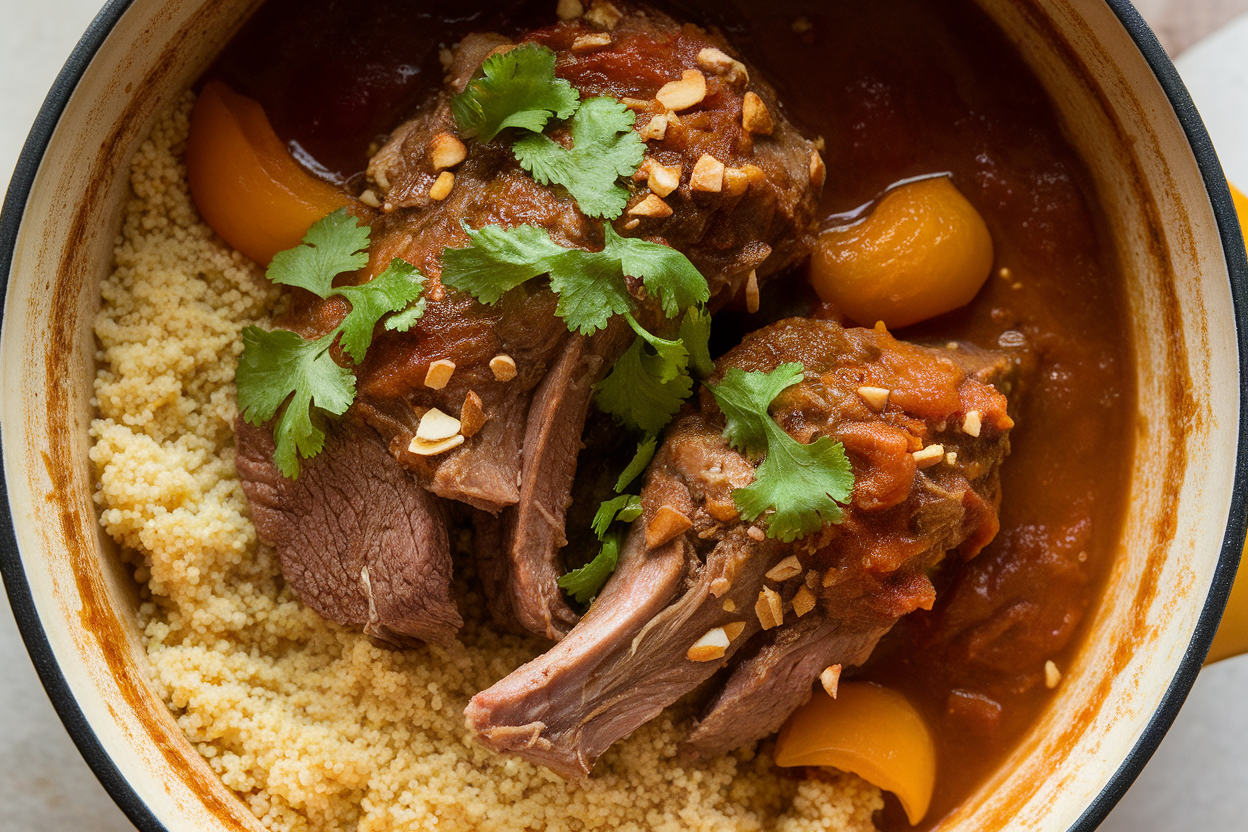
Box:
[0,2,1245,830]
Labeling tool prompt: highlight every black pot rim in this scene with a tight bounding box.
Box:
[0,2,1245,832]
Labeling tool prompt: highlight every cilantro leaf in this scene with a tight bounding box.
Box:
[595,331,694,434]
[602,226,710,318]
[680,306,714,378]
[615,435,657,492]
[236,328,355,478]
[334,259,426,362]
[266,209,370,297]
[707,364,855,542]
[513,97,645,219]
[451,44,579,143]
[440,223,710,336]
[591,494,643,539]
[558,529,622,604]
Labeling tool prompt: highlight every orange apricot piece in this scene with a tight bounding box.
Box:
[775,682,937,825]
[810,177,994,329]
[186,81,353,265]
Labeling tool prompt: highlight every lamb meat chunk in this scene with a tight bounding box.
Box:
[466,318,1016,775]
[235,417,460,646]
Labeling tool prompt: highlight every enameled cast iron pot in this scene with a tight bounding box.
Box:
[2,1,1247,830]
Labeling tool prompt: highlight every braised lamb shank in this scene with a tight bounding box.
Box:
[237,3,824,644]
[466,317,1017,776]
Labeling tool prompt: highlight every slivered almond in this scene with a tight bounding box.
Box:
[557,0,583,19]
[648,163,681,197]
[687,627,730,661]
[430,133,467,170]
[460,391,487,438]
[656,69,707,111]
[697,47,748,85]
[709,577,731,597]
[572,33,612,51]
[628,194,673,218]
[820,664,842,698]
[724,621,747,641]
[623,218,640,230]
[756,586,784,630]
[646,506,693,548]
[690,154,724,192]
[766,555,802,582]
[489,354,517,382]
[723,167,749,196]
[741,91,774,134]
[584,0,623,29]
[408,434,465,456]
[429,171,455,201]
[745,270,760,313]
[810,150,827,188]
[640,113,669,141]
[962,410,983,437]
[793,585,816,617]
[424,359,456,389]
[722,598,737,613]
[857,386,890,411]
[416,408,461,442]
[706,498,739,522]
[913,444,945,468]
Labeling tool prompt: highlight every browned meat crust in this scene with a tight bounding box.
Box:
[466,318,1015,776]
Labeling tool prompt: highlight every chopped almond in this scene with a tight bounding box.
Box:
[430,133,467,170]
[648,163,681,197]
[810,150,827,188]
[741,92,774,135]
[572,33,612,52]
[756,586,784,630]
[656,69,707,112]
[646,505,693,548]
[640,113,669,141]
[722,598,737,613]
[962,409,983,438]
[820,664,842,698]
[912,444,945,468]
[687,627,730,662]
[724,621,747,642]
[805,569,821,588]
[857,386,890,411]
[424,359,456,389]
[945,451,958,466]
[747,525,766,542]
[584,0,623,29]
[622,97,652,111]
[429,171,455,201]
[460,391,487,438]
[628,194,673,218]
[765,555,802,582]
[705,498,739,522]
[623,218,640,230]
[793,585,816,617]
[723,167,749,196]
[416,407,462,442]
[489,354,517,382]
[359,189,381,209]
[1045,659,1062,689]
[408,433,465,456]
[709,577,731,597]
[745,270,760,313]
[556,0,583,19]
[696,47,748,85]
[690,154,725,192]
[742,163,767,187]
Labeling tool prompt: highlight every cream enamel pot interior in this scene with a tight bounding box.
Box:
[1,1,1245,830]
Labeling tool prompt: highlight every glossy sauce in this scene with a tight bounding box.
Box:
[209,2,1134,829]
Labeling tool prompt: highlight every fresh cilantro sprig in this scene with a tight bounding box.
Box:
[615,435,657,492]
[450,44,645,219]
[451,44,578,143]
[707,363,855,542]
[236,209,426,478]
[558,529,623,605]
[514,97,646,218]
[441,222,708,335]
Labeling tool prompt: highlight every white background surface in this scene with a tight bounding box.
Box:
[0,1,1245,830]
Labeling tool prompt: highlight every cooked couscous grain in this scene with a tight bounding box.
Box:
[88,94,883,832]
